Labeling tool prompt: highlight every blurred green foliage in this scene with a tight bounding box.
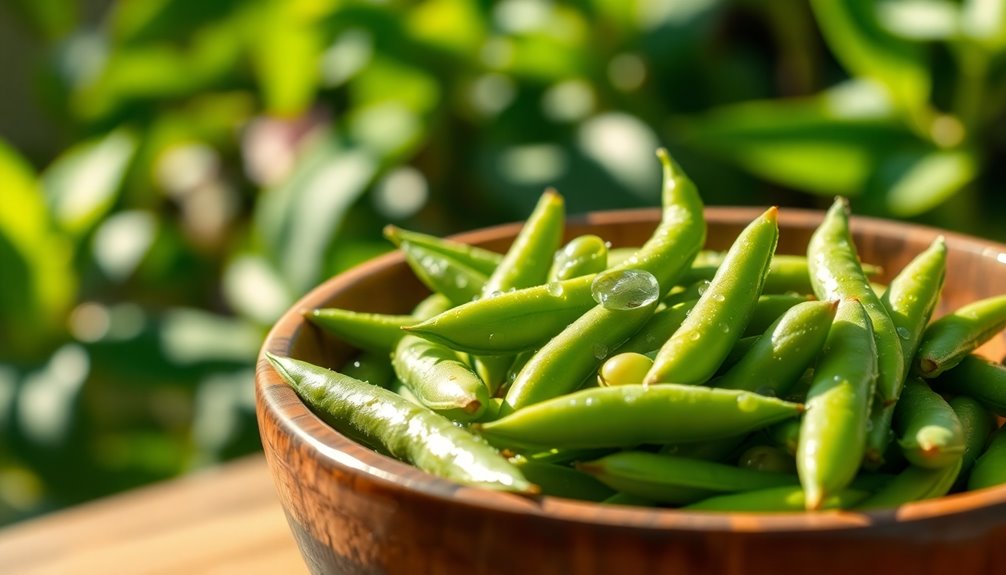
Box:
[0,0,1003,525]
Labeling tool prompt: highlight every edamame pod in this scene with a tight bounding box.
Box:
[934,354,1006,415]
[949,395,996,486]
[307,308,417,354]
[510,455,615,501]
[383,225,502,276]
[549,234,608,281]
[807,197,903,405]
[856,458,962,510]
[476,384,803,450]
[967,426,1006,491]
[798,298,877,510]
[502,293,658,413]
[576,451,798,505]
[644,207,779,385]
[680,253,883,296]
[893,378,965,469]
[916,294,1006,377]
[266,353,534,493]
[399,241,487,306]
[714,299,837,396]
[866,236,948,462]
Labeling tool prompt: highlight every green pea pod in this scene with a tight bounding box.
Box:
[807,197,903,405]
[307,308,416,354]
[856,458,962,510]
[502,294,658,413]
[605,247,639,269]
[798,298,878,510]
[714,299,838,396]
[509,455,615,501]
[916,294,1006,377]
[681,253,883,295]
[549,234,608,281]
[475,190,566,394]
[644,207,779,385]
[743,294,814,337]
[600,492,655,507]
[949,395,996,487]
[894,378,965,469]
[967,426,1006,491]
[616,299,698,356]
[934,354,1006,415]
[383,224,502,276]
[405,150,705,354]
[606,148,706,293]
[576,451,798,505]
[716,335,761,375]
[476,384,803,450]
[866,236,948,463]
[265,353,534,493]
[767,419,801,456]
[684,486,869,512]
[399,241,487,306]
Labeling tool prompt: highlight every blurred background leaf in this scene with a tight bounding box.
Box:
[0,0,1004,527]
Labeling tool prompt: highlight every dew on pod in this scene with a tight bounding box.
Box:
[590,269,660,310]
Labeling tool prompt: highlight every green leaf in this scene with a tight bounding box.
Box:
[0,141,75,355]
[810,0,931,115]
[42,130,136,236]
[255,133,378,294]
[679,82,920,195]
[870,149,979,216]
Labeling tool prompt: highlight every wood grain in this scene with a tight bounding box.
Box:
[257,207,1006,575]
[0,456,306,575]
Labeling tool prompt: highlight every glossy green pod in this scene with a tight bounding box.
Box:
[307,308,417,353]
[684,486,869,512]
[934,354,1006,415]
[509,455,615,502]
[644,207,779,385]
[266,354,534,493]
[383,225,502,276]
[967,426,1006,491]
[949,395,996,486]
[893,377,965,469]
[477,384,803,450]
[399,241,487,306]
[549,234,608,281]
[797,298,877,510]
[855,458,962,510]
[680,253,883,295]
[917,294,1006,377]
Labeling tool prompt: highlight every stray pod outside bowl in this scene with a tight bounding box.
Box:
[255,207,1006,575]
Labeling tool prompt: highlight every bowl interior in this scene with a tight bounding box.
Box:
[257,206,1006,532]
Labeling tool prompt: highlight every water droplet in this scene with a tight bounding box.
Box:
[689,332,701,341]
[488,333,496,341]
[720,323,731,334]
[897,327,911,340]
[590,269,660,310]
[712,293,726,302]
[593,344,609,360]
[455,276,468,289]
[696,281,711,295]
[487,290,505,299]
[546,282,564,297]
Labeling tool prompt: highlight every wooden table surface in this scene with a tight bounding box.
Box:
[0,455,307,575]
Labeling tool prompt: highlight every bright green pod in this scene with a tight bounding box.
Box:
[967,426,1006,491]
[405,150,705,355]
[743,294,814,337]
[864,237,948,462]
[949,395,996,486]
[549,234,608,282]
[680,253,883,296]
[266,354,534,493]
[893,378,966,469]
[307,308,416,354]
[606,247,639,269]
[475,189,566,395]
[509,455,615,502]
[714,299,838,396]
[644,207,779,385]
[798,298,878,510]
[934,354,1006,415]
[684,486,869,512]
[717,335,761,375]
[807,197,903,405]
[476,384,803,450]
[576,451,798,505]
[502,294,659,413]
[399,241,487,306]
[392,333,492,422]
[856,458,962,510]
[383,224,502,276]
[616,299,698,356]
[916,294,1006,377]
[767,418,801,456]
[605,148,706,294]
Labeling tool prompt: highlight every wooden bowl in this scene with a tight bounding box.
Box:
[256,207,1006,575]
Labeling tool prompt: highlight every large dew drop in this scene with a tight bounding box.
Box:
[590,269,660,310]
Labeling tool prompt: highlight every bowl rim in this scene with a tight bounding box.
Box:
[256,205,1006,533]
